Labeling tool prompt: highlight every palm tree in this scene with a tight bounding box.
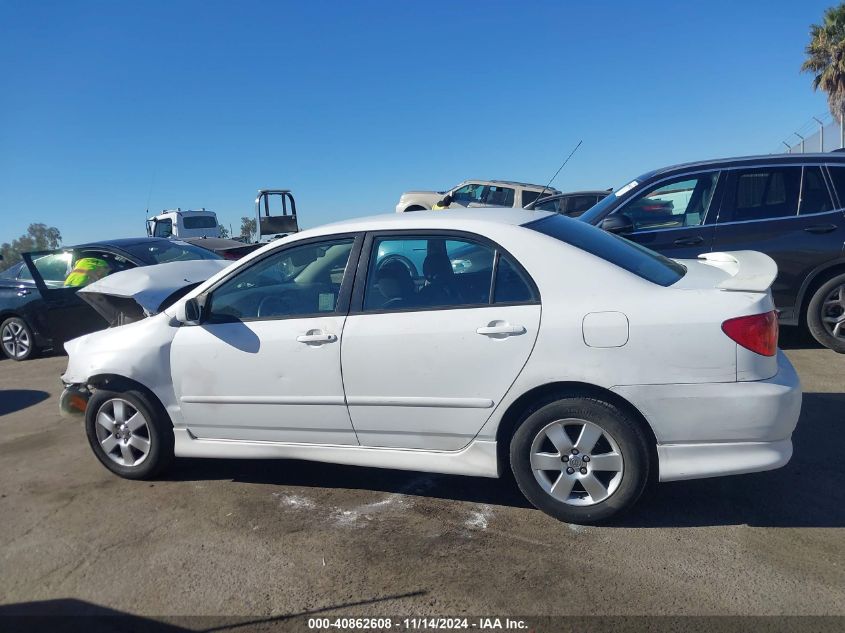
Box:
[803,4,845,121]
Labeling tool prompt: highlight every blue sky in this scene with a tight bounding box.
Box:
[0,0,836,246]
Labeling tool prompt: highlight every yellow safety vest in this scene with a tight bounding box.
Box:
[64,258,110,288]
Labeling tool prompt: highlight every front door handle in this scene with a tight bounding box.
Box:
[296,330,337,344]
[804,224,837,234]
[673,236,704,246]
[476,323,526,337]
[16,288,31,297]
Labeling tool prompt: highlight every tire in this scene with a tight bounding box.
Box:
[806,272,845,353]
[85,389,175,480]
[510,396,650,524]
[1,316,38,361]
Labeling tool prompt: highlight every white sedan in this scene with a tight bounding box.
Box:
[61,209,801,523]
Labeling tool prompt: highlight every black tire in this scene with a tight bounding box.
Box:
[510,396,650,524]
[806,272,845,353]
[85,389,175,480]
[0,316,38,361]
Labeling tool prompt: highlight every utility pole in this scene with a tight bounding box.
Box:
[813,117,825,152]
[795,132,805,153]
[782,141,792,153]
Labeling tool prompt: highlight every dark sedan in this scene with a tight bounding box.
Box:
[0,238,221,360]
[578,154,845,352]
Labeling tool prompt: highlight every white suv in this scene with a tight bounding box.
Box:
[396,180,560,212]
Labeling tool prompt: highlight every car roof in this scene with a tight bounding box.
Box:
[537,190,611,199]
[462,179,559,191]
[646,153,845,178]
[307,208,555,236]
[69,237,179,250]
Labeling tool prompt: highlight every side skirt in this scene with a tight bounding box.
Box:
[173,429,500,478]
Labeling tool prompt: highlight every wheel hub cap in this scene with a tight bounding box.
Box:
[530,418,625,507]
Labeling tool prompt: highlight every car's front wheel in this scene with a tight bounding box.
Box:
[85,389,174,479]
[510,396,650,524]
[806,272,845,353]
[1,316,37,361]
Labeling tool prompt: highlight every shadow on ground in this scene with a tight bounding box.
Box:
[164,392,844,529]
[0,390,49,416]
[0,593,427,632]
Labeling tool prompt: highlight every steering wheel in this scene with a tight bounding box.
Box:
[257,295,290,318]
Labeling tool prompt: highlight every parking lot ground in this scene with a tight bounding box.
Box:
[0,331,843,621]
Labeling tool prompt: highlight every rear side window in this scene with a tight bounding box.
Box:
[824,165,845,208]
[722,167,800,221]
[521,190,547,207]
[567,195,602,215]
[799,166,833,215]
[526,215,686,287]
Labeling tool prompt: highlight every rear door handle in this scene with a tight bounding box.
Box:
[673,236,704,246]
[476,323,526,337]
[296,330,337,344]
[804,224,837,234]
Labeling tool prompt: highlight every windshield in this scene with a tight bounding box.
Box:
[121,241,222,264]
[525,214,686,287]
[578,172,656,224]
[183,216,218,229]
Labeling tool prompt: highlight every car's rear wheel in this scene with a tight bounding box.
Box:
[85,389,174,479]
[1,316,37,361]
[510,396,650,524]
[806,272,845,353]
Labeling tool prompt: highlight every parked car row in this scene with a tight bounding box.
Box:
[397,153,845,352]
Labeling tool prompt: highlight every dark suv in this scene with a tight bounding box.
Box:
[578,154,845,352]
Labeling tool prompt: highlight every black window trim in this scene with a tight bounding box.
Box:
[348,228,540,316]
[201,232,365,324]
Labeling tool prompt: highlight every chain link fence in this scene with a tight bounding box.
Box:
[774,112,844,153]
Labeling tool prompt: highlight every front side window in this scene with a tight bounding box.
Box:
[153,219,173,238]
[452,183,485,204]
[532,197,562,213]
[363,235,535,311]
[208,238,355,321]
[722,167,800,222]
[612,173,719,230]
[799,166,833,215]
[63,249,135,288]
[825,165,845,207]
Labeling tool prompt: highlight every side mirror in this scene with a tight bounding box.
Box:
[600,214,634,235]
[176,296,205,325]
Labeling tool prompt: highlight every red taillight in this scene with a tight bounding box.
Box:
[721,311,778,356]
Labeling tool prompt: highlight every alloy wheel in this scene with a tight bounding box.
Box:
[529,418,624,506]
[821,283,845,340]
[94,398,152,467]
[1,321,30,359]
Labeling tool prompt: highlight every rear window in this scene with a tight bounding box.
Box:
[525,214,686,287]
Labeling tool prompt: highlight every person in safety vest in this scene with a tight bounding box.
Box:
[431,194,453,210]
[64,257,111,287]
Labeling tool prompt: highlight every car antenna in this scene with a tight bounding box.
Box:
[536,140,582,201]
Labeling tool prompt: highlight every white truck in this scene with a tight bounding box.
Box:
[146,208,223,239]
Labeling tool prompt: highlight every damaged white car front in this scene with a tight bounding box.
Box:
[59,260,231,417]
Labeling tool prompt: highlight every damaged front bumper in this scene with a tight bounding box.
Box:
[59,383,90,418]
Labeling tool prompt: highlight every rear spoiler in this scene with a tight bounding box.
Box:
[698,251,778,292]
